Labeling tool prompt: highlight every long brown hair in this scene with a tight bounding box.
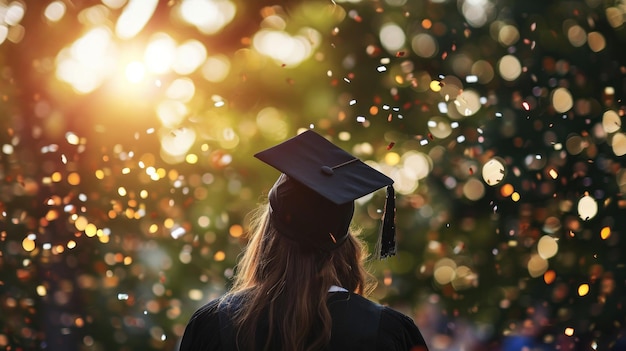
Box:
[226,204,376,351]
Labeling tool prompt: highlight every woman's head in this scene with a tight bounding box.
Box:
[267,173,355,251]
[231,204,374,296]
[254,130,397,257]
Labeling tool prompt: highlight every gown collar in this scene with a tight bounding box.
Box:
[328,285,348,293]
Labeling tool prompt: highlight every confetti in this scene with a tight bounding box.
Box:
[0,2,625,351]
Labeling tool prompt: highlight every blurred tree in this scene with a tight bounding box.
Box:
[1,0,626,350]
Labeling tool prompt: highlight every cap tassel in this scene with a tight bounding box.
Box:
[377,185,396,258]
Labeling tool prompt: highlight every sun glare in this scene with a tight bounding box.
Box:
[125,61,145,83]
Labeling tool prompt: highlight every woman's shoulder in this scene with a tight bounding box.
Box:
[327,293,429,350]
[188,298,221,323]
[378,304,429,351]
[179,298,223,351]
[379,303,417,327]
[188,292,244,318]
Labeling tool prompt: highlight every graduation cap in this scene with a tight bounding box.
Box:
[254,130,397,258]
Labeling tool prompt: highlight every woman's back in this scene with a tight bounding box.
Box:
[180,291,428,351]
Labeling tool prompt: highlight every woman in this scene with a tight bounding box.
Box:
[180,130,429,351]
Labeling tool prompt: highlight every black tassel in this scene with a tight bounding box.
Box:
[378,185,396,258]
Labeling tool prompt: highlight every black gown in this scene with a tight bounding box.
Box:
[179,292,429,351]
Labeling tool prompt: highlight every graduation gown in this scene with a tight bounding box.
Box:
[179,292,429,351]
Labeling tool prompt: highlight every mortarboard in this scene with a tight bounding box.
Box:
[254,129,397,258]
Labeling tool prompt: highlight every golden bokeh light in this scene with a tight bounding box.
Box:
[0,26,6,45]
[463,178,485,201]
[201,55,231,82]
[117,187,127,196]
[439,75,463,101]
[482,158,506,186]
[544,270,556,284]
[85,224,98,237]
[166,78,196,102]
[36,285,47,297]
[454,89,481,117]
[566,23,586,47]
[497,24,519,47]
[401,151,431,182]
[115,0,158,40]
[229,224,243,238]
[537,235,558,260]
[600,226,611,240]
[160,128,197,163]
[498,55,522,81]
[551,87,573,114]
[411,33,438,58]
[430,80,442,92]
[55,26,116,94]
[427,116,453,139]
[22,237,35,252]
[145,33,177,74]
[577,194,598,220]
[606,7,625,28]
[379,23,405,53]
[384,152,400,166]
[460,0,491,27]
[565,134,585,155]
[188,289,203,301]
[500,183,514,197]
[51,172,62,182]
[185,154,199,164]
[67,172,81,186]
[528,254,548,278]
[253,29,320,66]
[257,107,289,141]
[602,110,621,134]
[612,133,626,156]
[44,1,66,22]
[74,216,88,231]
[172,40,208,75]
[434,258,457,285]
[587,31,606,52]
[4,2,25,26]
[471,60,495,84]
[511,192,520,202]
[179,0,236,35]
[214,251,226,261]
